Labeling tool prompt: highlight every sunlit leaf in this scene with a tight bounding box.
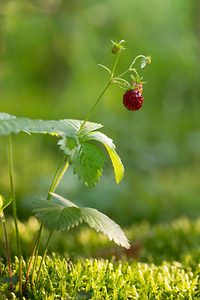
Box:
[0,113,124,185]
[0,113,102,138]
[81,131,124,183]
[33,193,130,249]
[80,207,130,248]
[104,145,124,184]
[80,131,115,148]
[71,142,105,188]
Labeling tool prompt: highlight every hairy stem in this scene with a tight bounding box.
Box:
[35,230,53,284]
[1,212,12,291]
[24,230,39,293]
[28,158,69,287]
[118,55,148,79]
[79,81,111,133]
[48,159,69,200]
[110,52,121,78]
[34,159,69,284]
[8,135,22,295]
[79,52,122,133]
[129,54,147,69]
[47,156,66,200]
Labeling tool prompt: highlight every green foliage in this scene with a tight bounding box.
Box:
[81,131,124,184]
[0,113,76,137]
[33,193,130,249]
[0,113,124,187]
[71,142,105,188]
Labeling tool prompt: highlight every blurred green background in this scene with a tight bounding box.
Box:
[0,0,200,226]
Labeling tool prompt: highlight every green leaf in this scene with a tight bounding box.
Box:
[78,122,103,136]
[0,113,124,184]
[71,142,106,188]
[54,119,103,136]
[0,113,16,120]
[0,113,102,138]
[57,136,78,155]
[0,195,12,213]
[104,145,124,184]
[80,131,115,148]
[0,113,32,136]
[33,199,82,231]
[0,113,74,137]
[81,131,124,183]
[80,207,130,248]
[33,193,130,249]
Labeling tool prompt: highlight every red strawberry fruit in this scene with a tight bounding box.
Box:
[123,89,143,111]
[131,82,143,94]
[135,83,143,94]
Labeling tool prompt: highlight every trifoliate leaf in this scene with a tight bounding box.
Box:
[32,193,130,249]
[0,112,124,184]
[71,142,106,188]
[80,131,124,183]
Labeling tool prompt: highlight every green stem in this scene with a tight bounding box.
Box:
[79,81,111,133]
[112,77,130,86]
[30,225,43,287]
[48,159,69,200]
[33,159,69,285]
[79,52,122,133]
[47,156,66,200]
[110,52,121,78]
[24,230,40,293]
[118,55,147,78]
[1,212,12,291]
[35,230,53,284]
[129,54,146,69]
[8,135,22,295]
[29,158,69,286]
[130,68,140,79]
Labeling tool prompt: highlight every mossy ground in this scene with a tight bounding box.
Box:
[1,217,200,299]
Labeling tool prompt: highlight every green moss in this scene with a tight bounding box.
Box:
[1,256,200,299]
[1,217,200,298]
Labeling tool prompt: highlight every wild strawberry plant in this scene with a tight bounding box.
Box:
[0,40,150,297]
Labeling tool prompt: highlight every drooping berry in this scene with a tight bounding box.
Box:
[123,89,143,111]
